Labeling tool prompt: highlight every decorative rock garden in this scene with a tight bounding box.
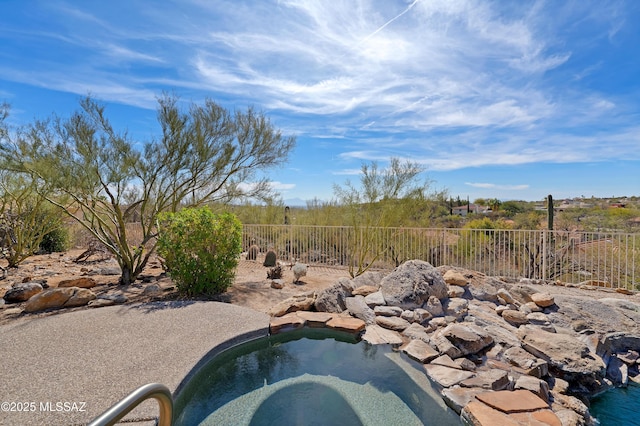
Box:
[268,259,640,426]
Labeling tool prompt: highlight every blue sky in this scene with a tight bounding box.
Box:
[1,1,639,205]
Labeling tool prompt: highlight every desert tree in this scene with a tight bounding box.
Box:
[0,95,295,284]
[0,104,65,267]
[333,157,434,277]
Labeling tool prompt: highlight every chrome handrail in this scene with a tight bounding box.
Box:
[88,382,173,426]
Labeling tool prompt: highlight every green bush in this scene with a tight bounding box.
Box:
[39,226,70,253]
[157,207,242,296]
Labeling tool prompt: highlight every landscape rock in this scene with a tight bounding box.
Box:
[501,309,529,326]
[352,285,378,296]
[431,354,460,369]
[460,368,510,390]
[606,355,628,386]
[440,323,494,356]
[314,278,353,313]
[531,292,555,308]
[518,327,606,391]
[553,409,585,426]
[345,295,376,324]
[441,387,486,414]
[402,339,439,363]
[88,293,128,308]
[503,346,548,378]
[497,288,517,305]
[86,267,118,276]
[65,288,97,307]
[379,260,447,309]
[3,282,43,303]
[447,285,466,298]
[515,375,550,402]
[466,276,504,303]
[24,287,96,313]
[362,324,403,345]
[363,290,385,307]
[476,389,549,413]
[413,308,433,324]
[402,322,432,342]
[443,270,468,286]
[270,313,305,334]
[456,358,477,371]
[424,364,475,388]
[143,284,163,297]
[373,305,402,317]
[58,277,97,288]
[270,279,284,289]
[295,311,334,328]
[326,316,366,334]
[400,309,415,322]
[375,315,411,331]
[351,270,385,289]
[524,301,543,312]
[460,400,518,426]
[444,297,468,320]
[425,295,444,317]
[268,293,316,317]
[616,349,639,365]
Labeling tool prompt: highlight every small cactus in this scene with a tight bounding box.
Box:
[267,265,282,279]
[292,262,307,283]
[263,249,277,267]
[247,244,259,261]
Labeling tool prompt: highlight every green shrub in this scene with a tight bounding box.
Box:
[157,207,242,296]
[39,226,70,253]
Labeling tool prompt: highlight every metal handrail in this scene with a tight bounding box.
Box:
[88,383,173,426]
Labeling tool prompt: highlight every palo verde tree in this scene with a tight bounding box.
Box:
[333,157,434,277]
[0,103,65,267]
[0,96,295,284]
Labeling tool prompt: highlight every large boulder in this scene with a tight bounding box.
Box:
[345,295,376,324]
[24,287,96,313]
[3,282,43,303]
[379,260,447,310]
[314,278,354,313]
[518,327,606,392]
[440,323,494,356]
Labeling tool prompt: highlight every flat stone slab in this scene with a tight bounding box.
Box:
[431,354,461,369]
[362,324,403,345]
[424,364,475,388]
[442,387,486,414]
[476,389,549,413]
[461,400,520,426]
[460,368,510,391]
[270,313,305,334]
[511,409,561,426]
[326,316,366,334]
[402,339,439,363]
[295,311,334,327]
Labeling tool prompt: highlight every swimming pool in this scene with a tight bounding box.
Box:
[172,328,460,425]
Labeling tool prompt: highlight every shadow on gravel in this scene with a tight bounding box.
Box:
[125,300,199,313]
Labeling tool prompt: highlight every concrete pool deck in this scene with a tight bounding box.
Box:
[0,301,270,426]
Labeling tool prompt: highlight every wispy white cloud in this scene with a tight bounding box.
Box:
[465,182,529,191]
[0,0,637,178]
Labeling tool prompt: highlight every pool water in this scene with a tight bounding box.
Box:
[590,383,640,426]
[173,329,460,425]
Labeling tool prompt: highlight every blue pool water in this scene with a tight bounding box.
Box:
[590,383,640,426]
[173,329,460,425]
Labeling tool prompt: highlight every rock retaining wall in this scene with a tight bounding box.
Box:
[269,259,640,426]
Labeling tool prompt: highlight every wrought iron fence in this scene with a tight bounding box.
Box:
[243,224,639,290]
